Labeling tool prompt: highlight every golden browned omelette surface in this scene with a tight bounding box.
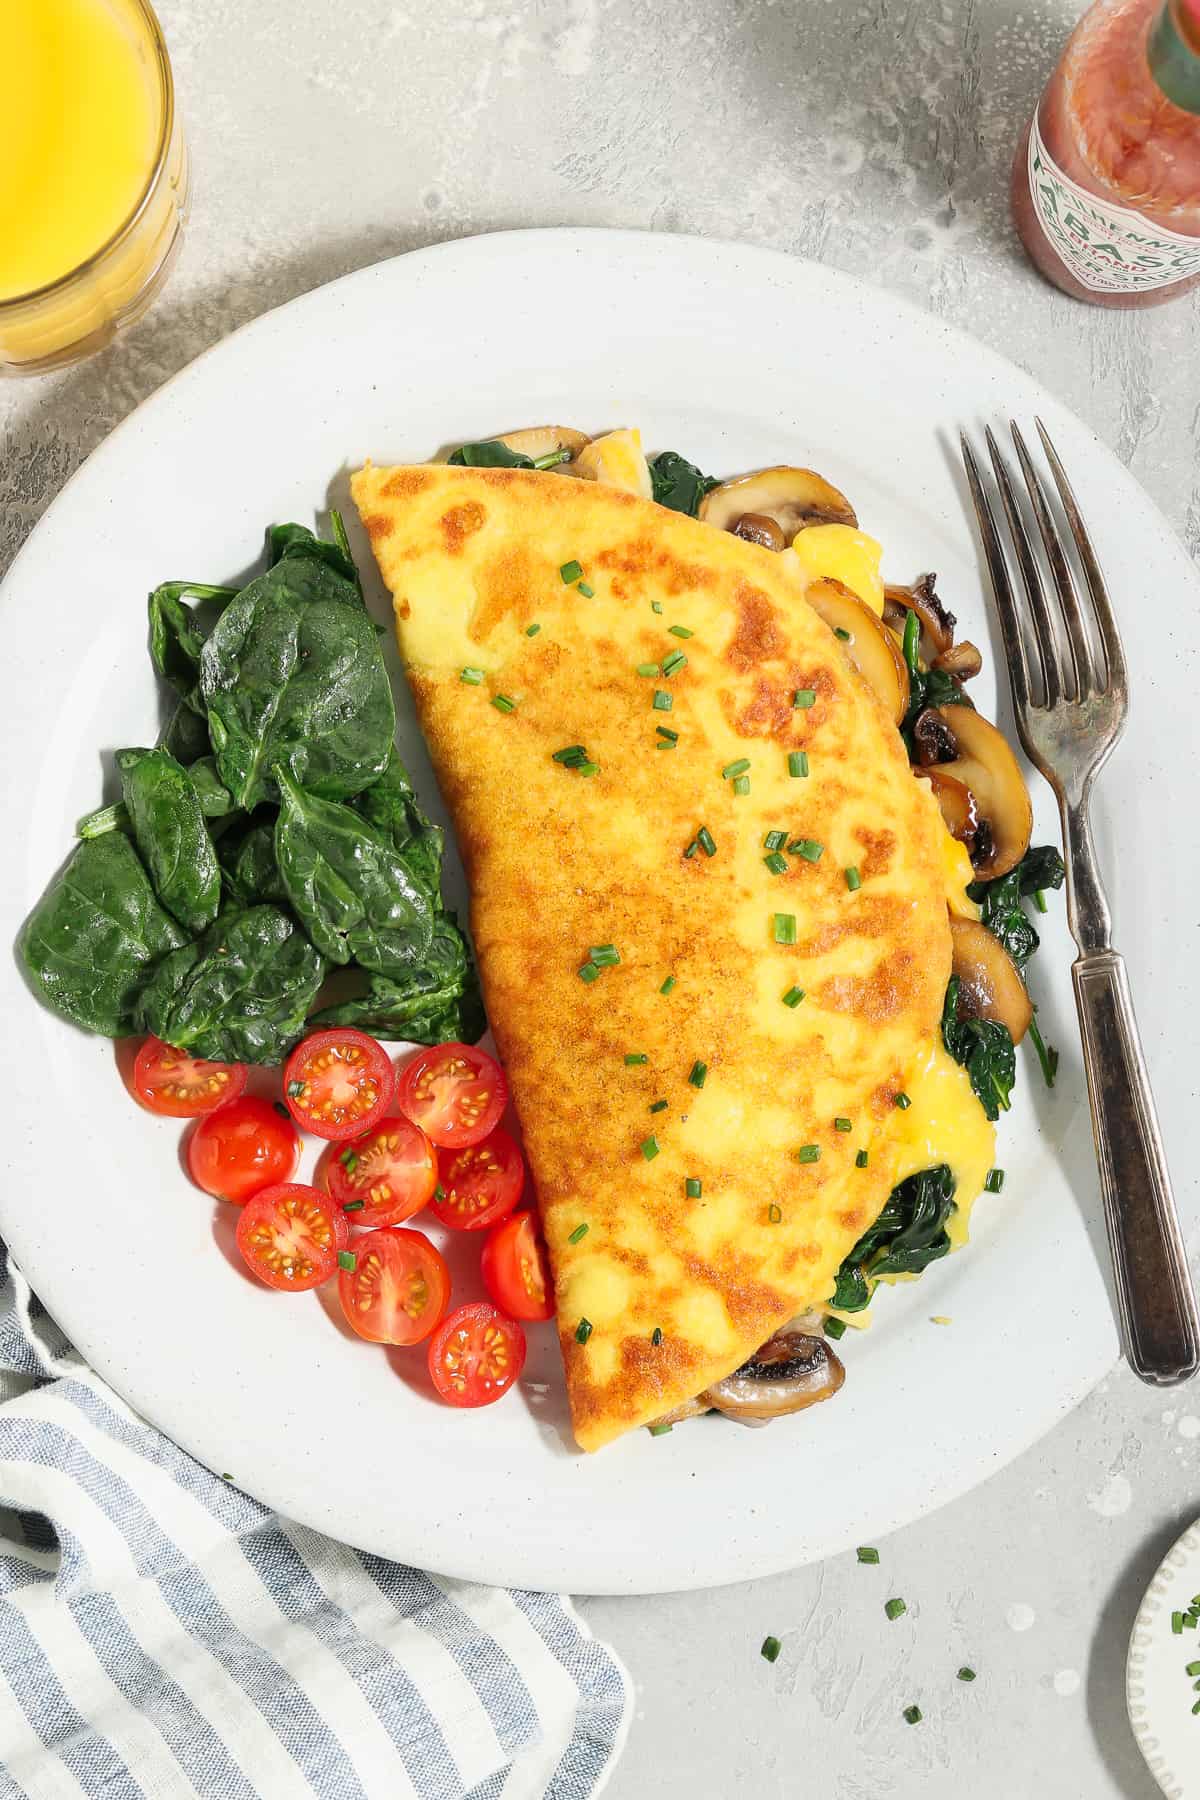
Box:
[353,464,952,1450]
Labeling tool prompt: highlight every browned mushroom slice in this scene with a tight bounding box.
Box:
[882,573,957,660]
[917,766,983,852]
[933,640,983,681]
[496,426,591,464]
[911,706,961,767]
[732,512,787,553]
[804,578,909,725]
[703,1329,845,1425]
[699,466,857,542]
[931,706,1033,880]
[949,917,1033,1044]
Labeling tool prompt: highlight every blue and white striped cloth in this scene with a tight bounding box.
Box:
[0,1247,631,1800]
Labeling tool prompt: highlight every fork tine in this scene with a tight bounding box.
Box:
[1035,417,1128,696]
[1009,422,1094,702]
[959,434,1033,717]
[985,427,1063,707]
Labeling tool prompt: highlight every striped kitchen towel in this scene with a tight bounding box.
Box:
[0,1247,631,1800]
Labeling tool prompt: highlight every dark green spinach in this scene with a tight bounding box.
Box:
[116,747,221,934]
[218,817,289,907]
[266,521,360,589]
[185,757,235,820]
[831,1165,958,1312]
[19,834,186,1036]
[649,452,718,517]
[448,439,534,469]
[311,914,483,1043]
[148,582,238,708]
[901,665,971,741]
[354,748,444,901]
[136,904,325,1063]
[941,975,1016,1121]
[161,694,211,765]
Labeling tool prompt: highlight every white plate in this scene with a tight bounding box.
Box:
[1,230,1194,1595]
[1128,1517,1200,1797]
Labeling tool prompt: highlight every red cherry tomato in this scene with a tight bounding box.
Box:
[132,1037,248,1118]
[481,1211,555,1322]
[432,1127,524,1232]
[282,1028,394,1141]
[187,1095,300,1204]
[428,1303,527,1408]
[235,1183,348,1291]
[394,1042,507,1149]
[323,1114,437,1227]
[338,1226,450,1345]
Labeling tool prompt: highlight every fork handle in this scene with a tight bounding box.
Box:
[1073,950,1199,1385]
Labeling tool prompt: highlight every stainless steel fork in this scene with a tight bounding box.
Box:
[961,420,1199,1386]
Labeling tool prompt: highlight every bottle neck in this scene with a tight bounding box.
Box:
[1148,0,1200,113]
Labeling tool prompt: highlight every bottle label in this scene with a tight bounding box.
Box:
[1028,117,1200,293]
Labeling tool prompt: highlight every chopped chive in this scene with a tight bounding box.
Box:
[760,1636,782,1663]
[491,694,516,713]
[1033,888,1048,914]
[641,1135,660,1161]
[637,662,661,677]
[625,1052,648,1066]
[902,607,920,675]
[796,1144,821,1164]
[435,1185,445,1200]
[337,1250,356,1272]
[648,1422,673,1436]
[856,1149,869,1168]
[525,622,541,637]
[343,1199,365,1213]
[834,1117,852,1133]
[856,1546,880,1564]
[781,985,805,1008]
[788,750,809,778]
[792,839,824,863]
[656,739,676,750]
[722,758,750,780]
[286,1080,304,1098]
[902,1705,922,1726]
[661,650,688,677]
[1187,1661,1200,1676]
[560,559,583,583]
[578,961,601,983]
[1193,1698,1200,1714]
[893,1092,912,1110]
[764,852,788,875]
[773,913,797,945]
[768,1203,783,1224]
[568,1223,589,1245]
[834,626,852,641]
[577,582,595,598]
[590,944,620,966]
[732,775,751,796]
[885,1598,907,1622]
[686,1178,702,1199]
[649,1099,668,1114]
[578,762,600,776]
[792,688,816,709]
[656,725,678,743]
[668,625,693,639]
[684,840,699,859]
[1029,1014,1058,1087]
[651,1326,663,1346]
[575,1317,593,1344]
[660,975,677,995]
[844,866,862,891]
[764,830,787,852]
[460,667,485,685]
[688,1061,707,1089]
[697,826,717,857]
[553,744,588,765]
[825,1316,847,1340]
[652,690,673,712]
[338,1146,358,1169]
[651,600,663,614]
[984,1168,1005,1193]
[532,448,572,470]
[957,1667,977,1683]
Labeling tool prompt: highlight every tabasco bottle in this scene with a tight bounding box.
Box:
[1012,0,1200,306]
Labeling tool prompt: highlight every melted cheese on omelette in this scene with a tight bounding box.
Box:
[353,461,994,1450]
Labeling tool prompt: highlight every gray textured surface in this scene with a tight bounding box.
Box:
[2,2,1197,1795]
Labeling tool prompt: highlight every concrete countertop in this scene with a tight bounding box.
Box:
[3,3,1197,1794]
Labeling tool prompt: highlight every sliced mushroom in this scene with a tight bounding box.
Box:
[732,511,787,553]
[703,1329,845,1425]
[949,917,1033,1044]
[804,578,909,724]
[883,573,957,660]
[930,705,1033,880]
[646,1395,709,1429]
[497,425,591,464]
[911,706,960,767]
[933,639,983,681]
[917,766,984,852]
[700,466,857,542]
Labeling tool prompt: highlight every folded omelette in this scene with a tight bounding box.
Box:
[353,463,954,1450]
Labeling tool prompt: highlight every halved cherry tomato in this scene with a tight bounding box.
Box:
[187,1095,300,1204]
[132,1037,248,1118]
[394,1042,507,1149]
[282,1028,394,1141]
[338,1226,450,1345]
[481,1210,555,1322]
[323,1115,437,1227]
[428,1303,526,1408]
[235,1183,348,1291]
[432,1127,524,1232]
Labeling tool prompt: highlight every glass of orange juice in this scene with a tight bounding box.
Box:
[0,0,188,374]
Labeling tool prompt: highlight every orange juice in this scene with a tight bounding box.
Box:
[0,0,187,371]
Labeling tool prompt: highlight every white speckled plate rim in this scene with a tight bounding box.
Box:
[1128,1516,1200,1798]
